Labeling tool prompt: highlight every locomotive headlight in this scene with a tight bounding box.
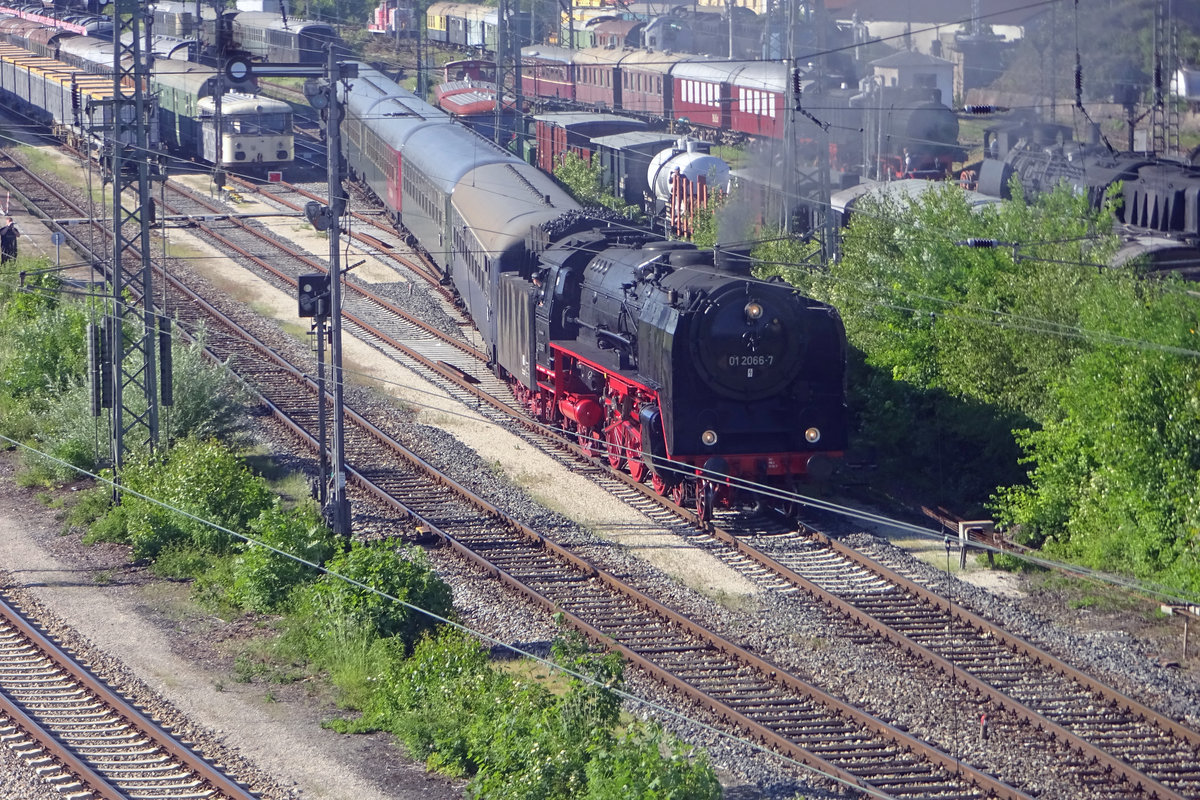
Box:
[805,427,821,444]
[701,429,719,446]
[744,301,764,321]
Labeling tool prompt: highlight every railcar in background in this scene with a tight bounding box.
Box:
[0,37,291,173]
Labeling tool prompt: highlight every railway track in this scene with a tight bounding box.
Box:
[156,268,1030,800]
[0,591,259,800]
[171,174,1200,799]
[2,139,1197,798]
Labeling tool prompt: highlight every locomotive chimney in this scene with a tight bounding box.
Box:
[713,245,752,274]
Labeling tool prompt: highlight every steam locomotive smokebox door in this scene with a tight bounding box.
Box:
[497,273,536,390]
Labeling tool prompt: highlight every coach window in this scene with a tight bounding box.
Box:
[257,112,289,133]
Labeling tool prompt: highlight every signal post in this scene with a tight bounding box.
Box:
[227,50,358,536]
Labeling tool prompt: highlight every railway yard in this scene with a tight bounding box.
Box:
[0,109,1198,800]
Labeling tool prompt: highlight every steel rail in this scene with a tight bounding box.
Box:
[179,163,1200,800]
[0,594,258,800]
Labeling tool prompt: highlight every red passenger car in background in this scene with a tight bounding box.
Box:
[669,61,733,130]
[728,61,787,138]
[619,49,685,116]
[521,46,575,101]
[572,46,622,108]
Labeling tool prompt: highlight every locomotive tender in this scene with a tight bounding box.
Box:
[978,119,1200,245]
[341,65,849,517]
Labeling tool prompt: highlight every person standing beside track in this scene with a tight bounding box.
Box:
[0,217,20,264]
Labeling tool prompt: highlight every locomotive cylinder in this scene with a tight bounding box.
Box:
[558,396,603,429]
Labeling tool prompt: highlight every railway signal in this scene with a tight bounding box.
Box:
[298,274,330,318]
[235,51,358,536]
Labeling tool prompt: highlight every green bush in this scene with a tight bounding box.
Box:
[466,632,624,800]
[161,330,253,445]
[64,485,113,531]
[17,383,102,484]
[466,679,584,800]
[553,151,640,218]
[584,723,722,800]
[0,262,89,450]
[89,438,274,559]
[152,543,222,580]
[354,626,720,799]
[352,629,506,774]
[304,541,452,649]
[0,306,87,404]
[229,502,339,612]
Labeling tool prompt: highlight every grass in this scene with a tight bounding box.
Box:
[1033,572,1164,619]
[243,447,314,506]
[249,301,281,318]
[695,586,760,614]
[138,580,205,615]
[152,544,221,580]
[278,319,312,342]
[230,629,311,687]
[14,144,85,187]
[711,144,747,169]
[498,656,573,696]
[339,353,398,397]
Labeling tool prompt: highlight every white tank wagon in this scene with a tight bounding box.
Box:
[647,137,731,237]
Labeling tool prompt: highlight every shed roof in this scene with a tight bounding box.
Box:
[590,130,679,149]
[869,50,955,68]
[826,0,1041,27]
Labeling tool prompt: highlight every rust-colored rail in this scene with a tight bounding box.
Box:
[0,593,257,800]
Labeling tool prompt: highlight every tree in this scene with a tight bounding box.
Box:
[762,178,1200,595]
[552,151,638,218]
[990,280,1200,595]
[994,1,1200,110]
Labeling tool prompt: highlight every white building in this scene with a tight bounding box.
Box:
[868,50,955,106]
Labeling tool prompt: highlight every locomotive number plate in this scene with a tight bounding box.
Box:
[727,355,774,367]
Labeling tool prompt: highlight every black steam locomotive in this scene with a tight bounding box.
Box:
[341,65,849,519]
[977,119,1200,260]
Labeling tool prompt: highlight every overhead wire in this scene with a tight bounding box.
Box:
[13,0,1199,780]
[22,239,1191,608]
[0,431,909,800]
